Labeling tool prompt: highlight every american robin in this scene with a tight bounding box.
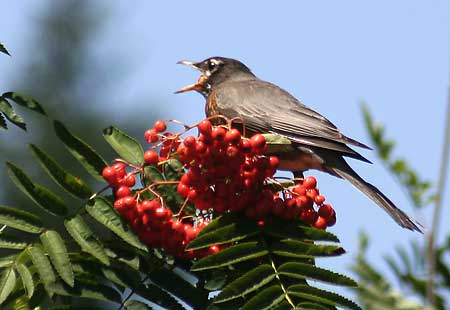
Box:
[176,56,421,232]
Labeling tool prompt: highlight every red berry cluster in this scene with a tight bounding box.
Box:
[101,118,338,260]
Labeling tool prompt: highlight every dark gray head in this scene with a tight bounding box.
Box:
[175,57,255,95]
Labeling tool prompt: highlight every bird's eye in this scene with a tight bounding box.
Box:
[208,60,216,70]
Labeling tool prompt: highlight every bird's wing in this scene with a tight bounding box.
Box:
[215,79,371,161]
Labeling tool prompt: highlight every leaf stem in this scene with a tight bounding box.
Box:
[426,62,450,307]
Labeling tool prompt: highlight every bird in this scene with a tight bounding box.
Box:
[175,56,422,232]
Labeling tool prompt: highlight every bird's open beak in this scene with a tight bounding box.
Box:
[175,60,207,94]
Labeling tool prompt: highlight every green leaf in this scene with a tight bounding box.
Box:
[27,245,56,292]
[0,43,10,56]
[16,263,34,299]
[0,268,16,304]
[29,144,92,199]
[278,262,357,286]
[103,126,144,166]
[296,302,336,310]
[54,120,107,181]
[0,254,16,269]
[191,241,268,271]
[147,268,206,309]
[135,283,185,310]
[40,230,74,287]
[64,215,109,265]
[263,133,295,154]
[271,240,345,258]
[124,300,153,310]
[48,278,121,304]
[263,220,339,242]
[143,165,164,183]
[0,98,26,130]
[215,264,275,303]
[0,206,43,234]
[86,197,147,251]
[6,162,68,216]
[2,92,46,115]
[186,217,259,250]
[0,114,7,130]
[289,284,361,310]
[241,285,284,310]
[163,158,184,181]
[0,234,28,250]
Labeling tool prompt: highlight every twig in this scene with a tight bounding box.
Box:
[426,62,450,307]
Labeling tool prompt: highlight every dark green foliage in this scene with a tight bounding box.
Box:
[0,92,46,132]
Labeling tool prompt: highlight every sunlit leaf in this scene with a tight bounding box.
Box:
[0,98,26,130]
[263,220,339,242]
[6,162,67,216]
[271,240,345,258]
[54,120,107,181]
[103,126,144,166]
[65,215,109,265]
[241,285,284,310]
[29,144,92,199]
[0,234,28,250]
[0,206,43,234]
[191,242,268,271]
[16,263,34,299]
[263,133,295,153]
[124,300,153,310]
[27,245,56,293]
[40,230,74,287]
[215,264,274,303]
[0,268,16,304]
[2,92,46,115]
[86,197,147,251]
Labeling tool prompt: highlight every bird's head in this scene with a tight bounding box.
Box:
[175,57,254,96]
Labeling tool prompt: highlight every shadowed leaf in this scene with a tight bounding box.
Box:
[16,263,34,299]
[2,92,46,115]
[103,126,144,166]
[0,206,43,233]
[0,98,26,130]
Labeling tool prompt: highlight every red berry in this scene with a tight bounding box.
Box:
[269,156,279,169]
[326,213,337,226]
[306,188,319,200]
[177,182,190,198]
[211,126,226,141]
[102,166,116,182]
[123,174,136,187]
[183,136,197,148]
[239,139,252,153]
[198,120,212,135]
[299,208,318,224]
[113,163,127,178]
[303,176,317,190]
[208,245,220,255]
[144,128,159,143]
[115,186,131,198]
[224,129,241,145]
[318,204,334,219]
[315,195,326,205]
[144,150,159,165]
[154,120,167,133]
[226,145,239,158]
[314,216,327,230]
[250,134,266,151]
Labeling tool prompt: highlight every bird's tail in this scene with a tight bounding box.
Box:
[327,161,423,233]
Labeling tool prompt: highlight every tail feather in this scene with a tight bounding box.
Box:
[328,164,423,233]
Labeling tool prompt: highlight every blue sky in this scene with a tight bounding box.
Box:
[1,0,449,298]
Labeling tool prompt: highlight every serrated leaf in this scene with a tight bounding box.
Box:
[147,268,205,309]
[0,234,28,250]
[2,92,45,115]
[0,206,43,234]
[263,220,339,242]
[143,165,164,183]
[278,262,357,286]
[191,241,268,271]
[40,230,74,287]
[16,263,34,299]
[86,197,147,251]
[54,120,107,181]
[215,264,275,303]
[6,162,67,216]
[29,144,92,199]
[186,218,259,250]
[296,302,336,310]
[0,268,16,304]
[241,285,284,310]
[195,213,240,236]
[124,300,153,310]
[27,245,56,292]
[0,254,17,269]
[289,284,361,310]
[48,278,121,304]
[0,98,26,130]
[103,126,144,166]
[64,215,109,265]
[263,133,295,154]
[135,283,185,310]
[0,43,10,56]
[271,240,345,258]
